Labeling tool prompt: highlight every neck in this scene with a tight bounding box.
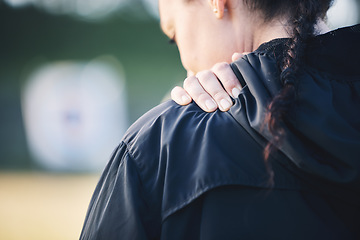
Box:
[231,7,330,52]
[253,19,330,50]
[252,19,291,51]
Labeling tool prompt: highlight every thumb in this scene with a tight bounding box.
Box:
[232,52,250,62]
[231,52,243,62]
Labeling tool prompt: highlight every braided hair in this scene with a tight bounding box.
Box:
[244,0,334,185]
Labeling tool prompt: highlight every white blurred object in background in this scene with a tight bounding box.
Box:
[327,0,359,28]
[21,56,128,172]
[3,0,147,20]
[142,0,158,19]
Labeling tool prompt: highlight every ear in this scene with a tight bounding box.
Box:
[208,0,227,19]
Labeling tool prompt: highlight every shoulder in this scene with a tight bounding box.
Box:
[122,100,238,163]
[120,99,282,220]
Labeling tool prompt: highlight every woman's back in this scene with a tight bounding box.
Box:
[80,25,360,239]
[163,186,357,239]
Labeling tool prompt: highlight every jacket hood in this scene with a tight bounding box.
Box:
[229,24,360,200]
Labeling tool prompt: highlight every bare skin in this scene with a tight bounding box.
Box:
[165,0,331,112]
[158,0,297,112]
[171,52,245,112]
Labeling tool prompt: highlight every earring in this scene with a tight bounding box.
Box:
[213,8,218,13]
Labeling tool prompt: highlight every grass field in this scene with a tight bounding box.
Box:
[0,172,100,240]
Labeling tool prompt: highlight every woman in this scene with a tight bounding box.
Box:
[80,0,360,239]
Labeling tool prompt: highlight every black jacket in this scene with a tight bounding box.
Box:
[80,25,360,239]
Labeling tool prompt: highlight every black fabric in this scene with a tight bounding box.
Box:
[163,186,356,239]
[80,25,360,239]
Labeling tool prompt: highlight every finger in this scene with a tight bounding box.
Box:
[187,70,195,77]
[232,52,243,62]
[211,62,242,99]
[231,52,250,62]
[196,70,233,112]
[171,86,192,105]
[183,75,218,112]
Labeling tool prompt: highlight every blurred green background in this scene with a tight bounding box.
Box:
[0,0,359,239]
[0,1,186,239]
[0,0,185,171]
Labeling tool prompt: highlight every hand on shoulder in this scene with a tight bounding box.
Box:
[171,52,248,112]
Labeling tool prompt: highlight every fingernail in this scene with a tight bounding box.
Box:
[182,95,191,103]
[205,99,217,111]
[232,88,241,98]
[220,99,231,110]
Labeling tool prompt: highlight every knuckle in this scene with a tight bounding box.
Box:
[222,77,237,88]
[195,92,210,102]
[183,76,197,88]
[212,62,229,72]
[196,70,213,80]
[213,91,229,101]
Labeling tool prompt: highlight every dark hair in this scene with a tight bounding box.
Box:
[245,0,334,185]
